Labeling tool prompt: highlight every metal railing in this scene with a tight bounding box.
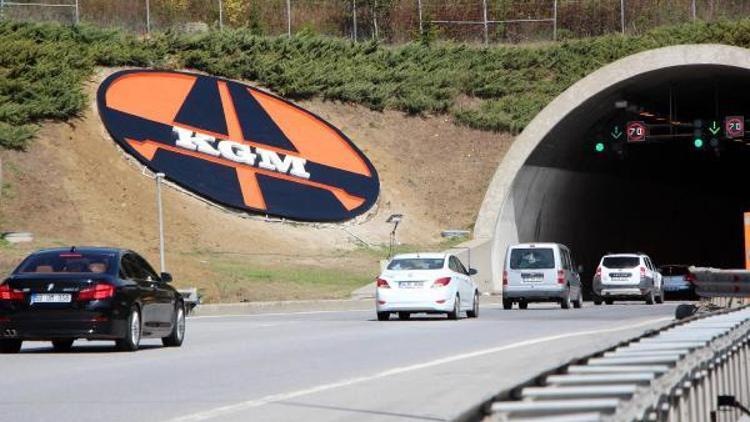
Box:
[462,304,750,422]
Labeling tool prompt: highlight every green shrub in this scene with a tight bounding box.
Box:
[4,18,750,149]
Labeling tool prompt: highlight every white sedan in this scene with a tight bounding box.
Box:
[375,253,480,321]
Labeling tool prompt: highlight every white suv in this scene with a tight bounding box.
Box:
[592,253,664,305]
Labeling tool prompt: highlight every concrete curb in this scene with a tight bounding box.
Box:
[192,296,505,317]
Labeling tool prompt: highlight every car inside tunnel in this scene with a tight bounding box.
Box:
[512,64,750,290]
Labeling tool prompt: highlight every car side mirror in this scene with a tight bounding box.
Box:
[577,265,584,274]
[161,272,173,283]
[468,268,478,276]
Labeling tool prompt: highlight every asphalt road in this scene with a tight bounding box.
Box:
[0,301,679,422]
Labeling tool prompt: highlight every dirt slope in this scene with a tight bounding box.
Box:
[0,68,511,302]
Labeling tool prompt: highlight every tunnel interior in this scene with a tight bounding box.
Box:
[513,65,750,286]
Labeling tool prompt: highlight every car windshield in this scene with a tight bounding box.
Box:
[510,248,555,269]
[387,258,444,271]
[602,257,640,269]
[15,251,117,274]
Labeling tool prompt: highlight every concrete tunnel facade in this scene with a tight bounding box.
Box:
[463,44,750,295]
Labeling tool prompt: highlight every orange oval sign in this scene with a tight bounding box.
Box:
[97,70,379,221]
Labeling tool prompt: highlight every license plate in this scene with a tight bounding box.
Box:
[399,281,423,289]
[522,273,544,282]
[610,273,631,279]
[31,293,72,304]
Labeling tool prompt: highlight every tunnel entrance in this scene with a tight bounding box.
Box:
[512,65,750,287]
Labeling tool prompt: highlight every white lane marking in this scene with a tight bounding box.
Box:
[188,309,372,320]
[165,316,672,422]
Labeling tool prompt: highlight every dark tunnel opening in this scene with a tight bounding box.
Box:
[512,65,750,293]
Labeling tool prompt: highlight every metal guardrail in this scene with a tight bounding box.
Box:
[458,306,750,422]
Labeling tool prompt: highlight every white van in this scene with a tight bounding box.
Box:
[502,243,584,310]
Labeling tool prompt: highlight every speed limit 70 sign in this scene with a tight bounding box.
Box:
[725,116,745,139]
[626,121,647,142]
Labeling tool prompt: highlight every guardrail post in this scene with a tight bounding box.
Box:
[697,370,708,422]
[680,382,691,422]
[620,0,625,34]
[742,340,750,410]
[689,376,699,422]
[710,360,719,421]
[669,389,682,422]
[74,0,79,24]
[733,350,740,421]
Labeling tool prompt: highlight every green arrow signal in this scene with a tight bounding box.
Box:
[709,121,720,135]
[611,126,623,139]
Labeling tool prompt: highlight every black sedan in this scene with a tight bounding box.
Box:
[0,247,186,353]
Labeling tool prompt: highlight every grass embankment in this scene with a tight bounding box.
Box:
[5,19,750,150]
[4,19,750,301]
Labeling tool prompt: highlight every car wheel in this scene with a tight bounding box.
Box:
[0,339,22,354]
[398,312,411,321]
[466,292,479,318]
[116,306,142,352]
[573,292,583,309]
[502,299,513,310]
[447,295,460,320]
[561,293,571,309]
[593,298,602,305]
[604,299,614,305]
[645,290,655,305]
[655,289,664,304]
[162,303,186,347]
[52,339,74,352]
[518,300,528,310]
[377,312,390,321]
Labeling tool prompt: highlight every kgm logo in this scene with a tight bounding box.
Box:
[97,70,379,222]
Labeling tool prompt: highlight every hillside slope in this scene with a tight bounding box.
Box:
[0,69,510,302]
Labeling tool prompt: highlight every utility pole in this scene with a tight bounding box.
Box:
[286,0,291,37]
[155,173,166,273]
[482,0,489,45]
[553,0,558,41]
[620,0,625,34]
[218,0,223,30]
[352,0,357,41]
[691,0,696,21]
[146,0,151,34]
[417,0,423,35]
[74,0,79,25]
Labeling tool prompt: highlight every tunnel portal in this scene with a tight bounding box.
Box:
[473,45,750,293]
[516,65,750,283]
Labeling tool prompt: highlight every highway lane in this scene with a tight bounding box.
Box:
[0,301,678,422]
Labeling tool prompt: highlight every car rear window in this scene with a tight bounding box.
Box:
[661,266,688,276]
[15,251,117,274]
[509,248,555,270]
[602,257,640,269]
[387,258,444,270]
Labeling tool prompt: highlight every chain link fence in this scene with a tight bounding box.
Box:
[1,0,750,43]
